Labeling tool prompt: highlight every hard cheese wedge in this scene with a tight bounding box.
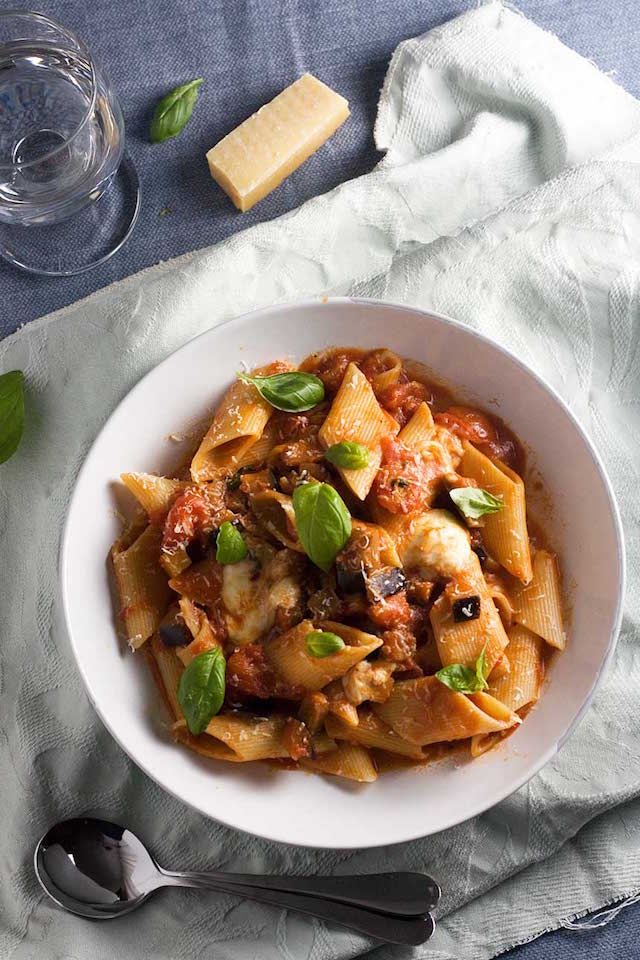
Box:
[206,73,349,212]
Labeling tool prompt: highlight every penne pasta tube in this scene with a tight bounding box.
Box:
[120,473,188,522]
[429,552,509,674]
[159,543,191,578]
[512,550,566,649]
[470,731,510,757]
[325,711,425,760]
[489,624,545,710]
[459,441,533,583]
[235,419,278,469]
[250,490,304,551]
[149,631,184,720]
[319,362,398,500]
[300,742,377,782]
[178,597,202,636]
[265,620,382,691]
[176,608,222,667]
[205,714,290,761]
[112,524,171,649]
[191,362,291,481]
[171,719,242,761]
[368,349,403,393]
[373,676,521,746]
[397,402,435,451]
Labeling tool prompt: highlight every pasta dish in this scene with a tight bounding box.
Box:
[111,347,565,783]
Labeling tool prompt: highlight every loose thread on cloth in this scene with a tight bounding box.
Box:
[560,891,640,931]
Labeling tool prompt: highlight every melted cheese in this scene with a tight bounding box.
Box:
[222,559,301,646]
[398,509,471,579]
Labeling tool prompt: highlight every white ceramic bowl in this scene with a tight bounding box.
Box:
[61,299,625,849]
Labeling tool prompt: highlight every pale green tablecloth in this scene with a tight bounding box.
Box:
[2,4,640,958]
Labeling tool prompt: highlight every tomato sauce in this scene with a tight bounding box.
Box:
[377,380,431,428]
[434,406,521,472]
[226,644,305,701]
[373,436,444,513]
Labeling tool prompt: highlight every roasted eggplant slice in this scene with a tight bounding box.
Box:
[452,595,481,622]
[365,566,406,603]
[159,622,191,647]
[335,558,367,595]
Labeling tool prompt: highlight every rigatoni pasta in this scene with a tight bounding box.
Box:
[111,346,565,783]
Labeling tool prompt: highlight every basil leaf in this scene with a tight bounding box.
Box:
[435,662,480,693]
[325,441,370,470]
[237,371,324,412]
[449,487,504,520]
[293,482,351,572]
[436,645,489,694]
[306,631,346,657]
[177,648,226,734]
[0,370,24,465]
[475,643,489,690]
[216,521,247,564]
[150,79,203,143]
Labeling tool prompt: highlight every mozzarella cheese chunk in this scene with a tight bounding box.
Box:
[222,560,301,646]
[398,509,472,579]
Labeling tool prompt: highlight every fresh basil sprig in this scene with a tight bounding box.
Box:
[325,441,370,470]
[216,521,247,564]
[436,644,489,694]
[0,370,24,465]
[449,487,504,520]
[150,79,203,143]
[306,631,346,657]
[177,647,226,734]
[237,371,324,412]
[293,481,351,572]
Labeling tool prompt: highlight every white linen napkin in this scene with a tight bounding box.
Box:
[2,4,640,958]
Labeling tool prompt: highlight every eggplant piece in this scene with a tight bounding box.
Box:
[186,537,208,563]
[471,543,488,567]
[452,595,481,623]
[159,622,191,647]
[335,558,367,595]
[365,566,406,603]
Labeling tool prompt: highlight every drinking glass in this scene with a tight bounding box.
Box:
[0,10,140,275]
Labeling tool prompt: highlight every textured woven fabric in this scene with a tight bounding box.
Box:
[1,0,640,334]
[2,5,640,959]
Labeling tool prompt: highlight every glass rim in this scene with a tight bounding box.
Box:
[0,9,98,171]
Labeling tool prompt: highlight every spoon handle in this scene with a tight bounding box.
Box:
[162,869,440,917]
[164,875,435,945]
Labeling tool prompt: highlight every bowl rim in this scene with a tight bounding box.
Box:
[60,296,626,848]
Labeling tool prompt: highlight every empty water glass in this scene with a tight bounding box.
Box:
[0,10,140,275]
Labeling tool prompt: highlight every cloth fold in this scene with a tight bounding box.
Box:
[2,4,640,958]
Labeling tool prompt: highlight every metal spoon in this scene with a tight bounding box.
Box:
[35,818,440,945]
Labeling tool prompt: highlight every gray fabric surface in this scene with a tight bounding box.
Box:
[1,0,640,335]
[2,2,640,957]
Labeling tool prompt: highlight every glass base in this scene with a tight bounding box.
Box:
[0,154,141,276]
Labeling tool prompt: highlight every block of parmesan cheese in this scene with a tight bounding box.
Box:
[206,73,349,212]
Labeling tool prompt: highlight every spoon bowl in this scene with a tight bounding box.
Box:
[35,817,161,918]
[35,817,440,945]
